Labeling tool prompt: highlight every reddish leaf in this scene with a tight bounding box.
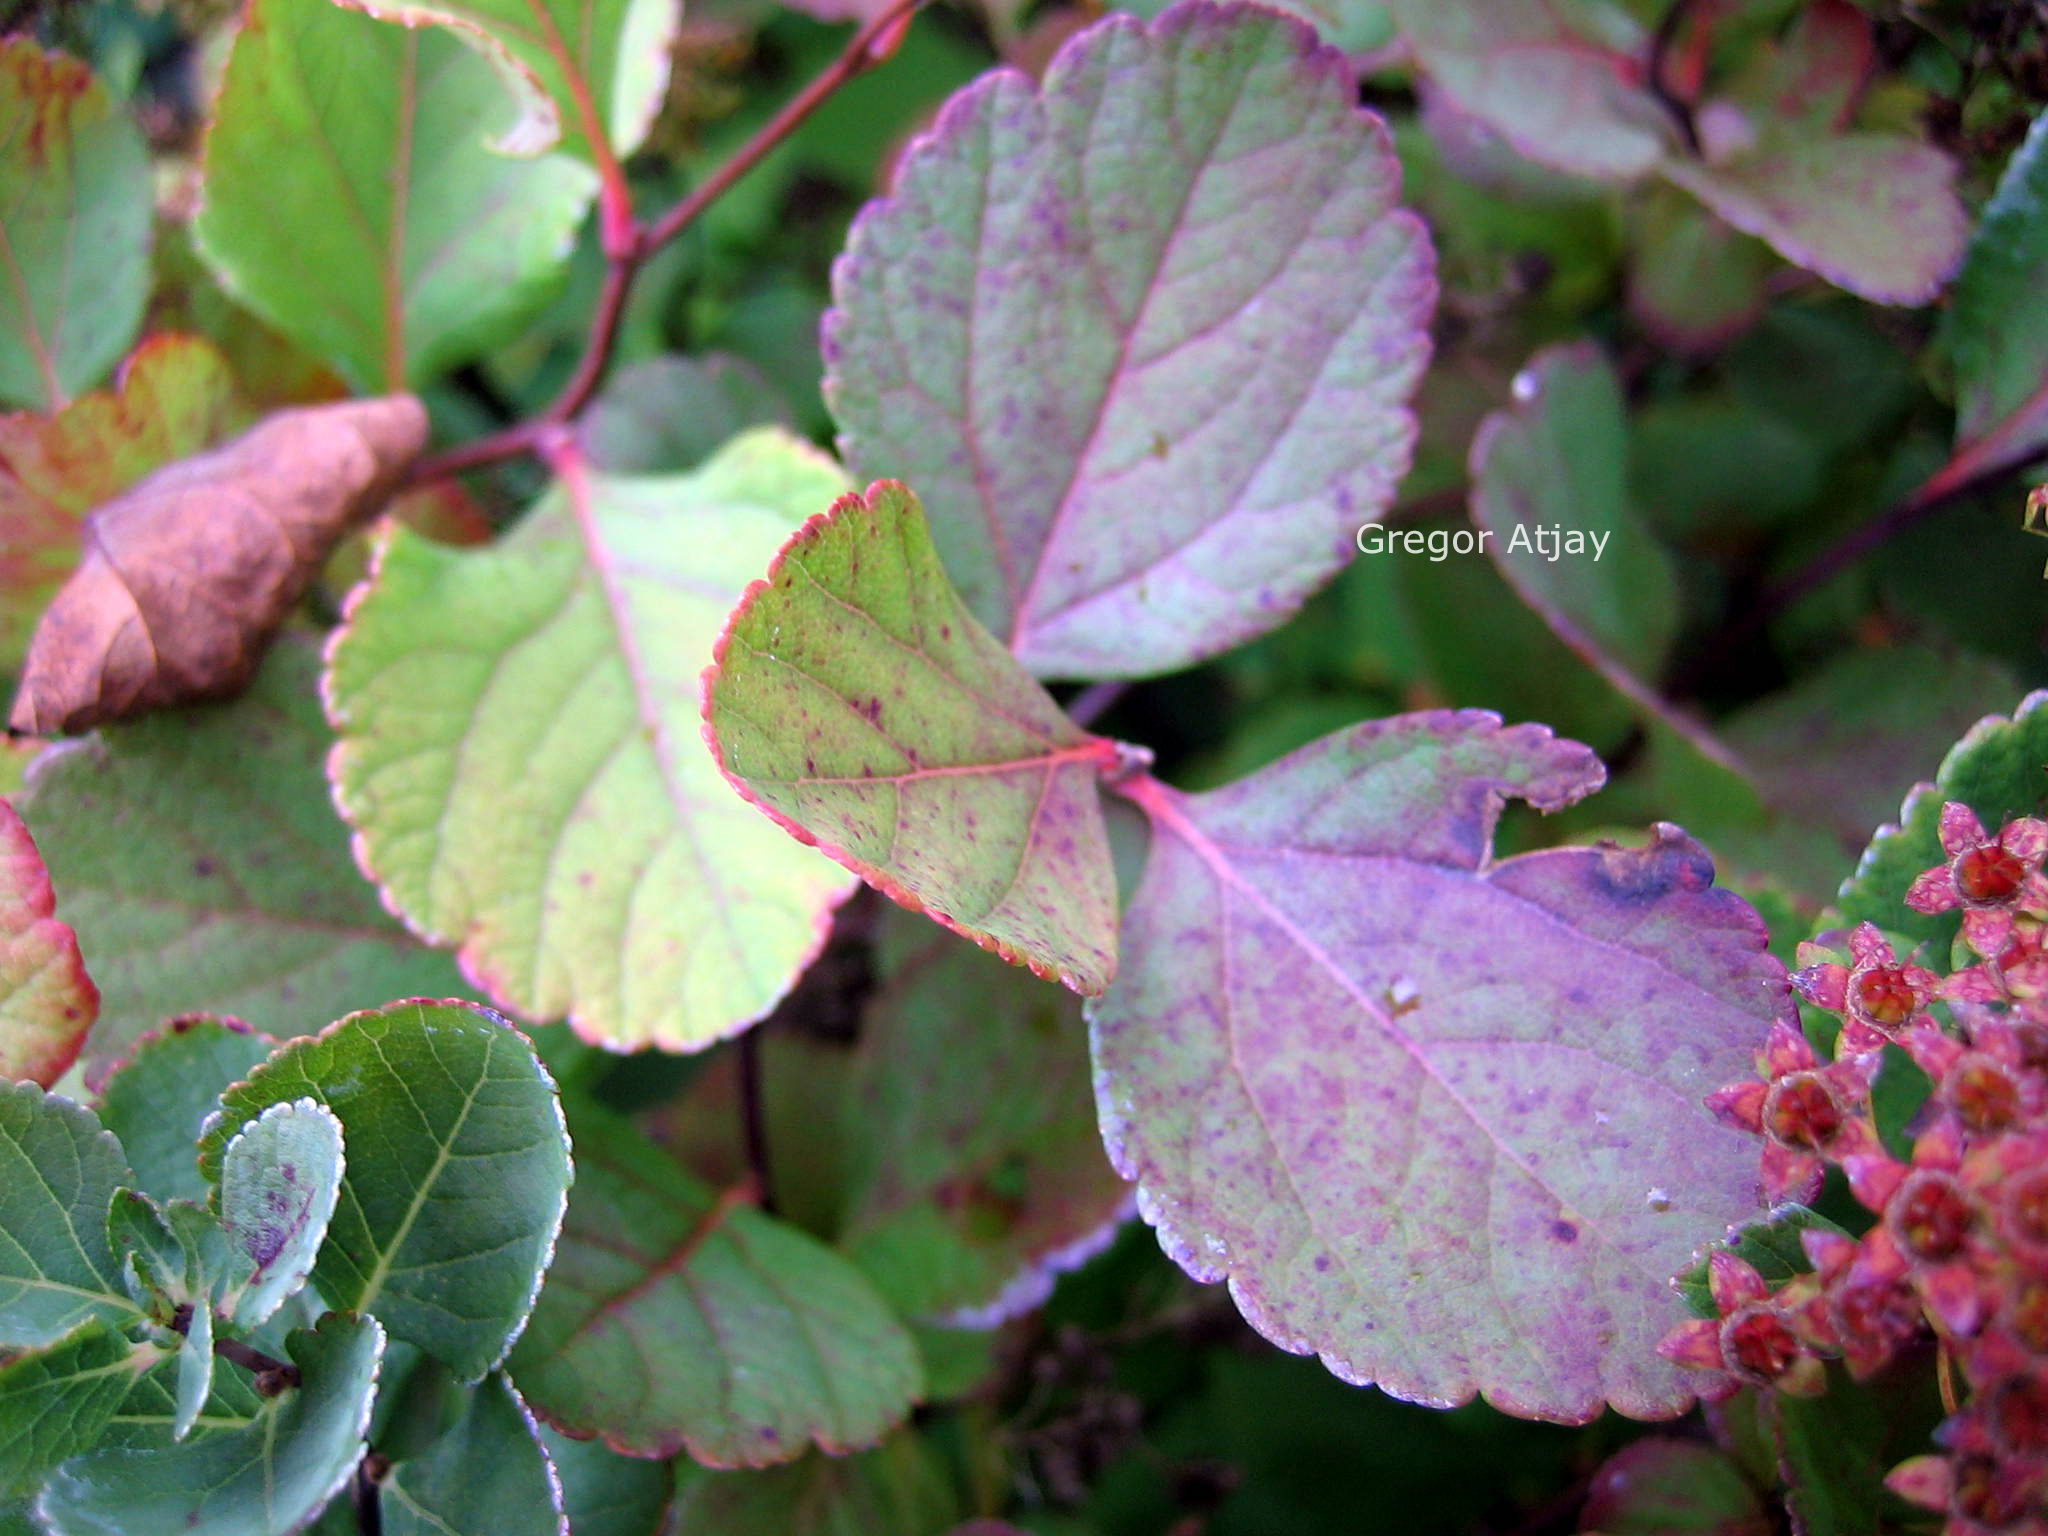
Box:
[10,395,426,735]
[0,797,96,1087]
[1093,713,1789,1420]
[704,480,1123,995]
[0,334,250,671]
[1580,1437,1771,1536]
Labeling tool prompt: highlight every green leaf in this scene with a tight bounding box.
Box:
[218,1099,344,1327]
[107,1190,229,1326]
[705,481,1123,995]
[1626,190,1771,354]
[536,1423,673,1536]
[1835,688,2048,947]
[0,1082,134,1348]
[1870,1042,1933,1162]
[1580,1437,1770,1536]
[508,1100,921,1466]
[0,1320,147,1495]
[382,1375,565,1536]
[0,334,250,673]
[825,3,1433,679]
[38,1311,385,1536]
[1659,645,2021,907]
[336,0,677,164]
[96,1019,278,1207]
[194,0,598,394]
[200,1001,571,1381]
[1661,135,1966,308]
[1941,111,2048,471]
[1469,343,1744,782]
[0,796,96,1088]
[0,40,151,410]
[1772,1362,1945,1536]
[670,1429,960,1535]
[1674,1204,1849,1320]
[326,428,857,1050]
[833,909,1130,1321]
[13,639,473,1076]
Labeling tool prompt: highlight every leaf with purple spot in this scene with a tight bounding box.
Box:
[824,0,1435,680]
[218,1098,344,1327]
[704,480,1124,995]
[1091,711,1791,1420]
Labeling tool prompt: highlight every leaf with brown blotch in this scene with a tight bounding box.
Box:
[9,395,427,736]
[0,796,97,1087]
[0,334,252,673]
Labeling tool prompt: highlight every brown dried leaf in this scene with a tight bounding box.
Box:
[9,395,426,735]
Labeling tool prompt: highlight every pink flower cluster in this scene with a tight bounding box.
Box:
[1662,805,2048,1535]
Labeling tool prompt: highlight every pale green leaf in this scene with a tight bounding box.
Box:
[200,1000,571,1382]
[173,1298,212,1441]
[38,1311,384,1536]
[14,639,473,1077]
[508,1101,921,1466]
[219,1099,344,1327]
[383,1375,564,1536]
[326,428,857,1050]
[0,1082,134,1348]
[704,481,1122,994]
[0,41,151,410]
[0,1320,147,1495]
[195,0,597,394]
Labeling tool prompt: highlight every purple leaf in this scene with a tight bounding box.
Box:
[1092,712,1790,1420]
[824,0,1434,679]
[704,481,1123,995]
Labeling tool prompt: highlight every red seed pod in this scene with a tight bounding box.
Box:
[2000,1168,2048,1257]
[1718,1302,1806,1387]
[1957,846,2030,907]
[1948,1052,2025,1134]
[1888,1169,1977,1262]
[1852,966,1922,1028]
[1764,1073,1845,1151]
[1987,1376,2048,1459]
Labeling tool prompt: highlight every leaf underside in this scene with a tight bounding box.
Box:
[1093,712,1790,1420]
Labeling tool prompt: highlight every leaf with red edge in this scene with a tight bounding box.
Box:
[824,1,1434,680]
[1092,712,1790,1420]
[507,1098,921,1467]
[0,40,152,411]
[0,335,250,672]
[1382,0,1671,180]
[1661,135,1966,308]
[704,480,1123,996]
[0,797,97,1087]
[326,428,857,1051]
